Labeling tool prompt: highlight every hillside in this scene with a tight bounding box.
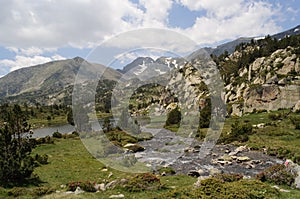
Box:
[0,57,121,105]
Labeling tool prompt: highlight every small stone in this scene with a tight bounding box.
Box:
[96,183,105,191]
[60,184,66,189]
[74,187,84,195]
[108,172,113,178]
[101,168,108,172]
[279,189,290,193]
[105,180,118,189]
[272,185,279,189]
[218,155,233,161]
[109,194,125,198]
[236,156,251,162]
[197,169,205,175]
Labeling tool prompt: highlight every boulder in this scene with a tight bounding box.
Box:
[266,75,278,84]
[285,159,300,189]
[228,145,248,156]
[252,57,265,71]
[123,143,145,152]
[278,54,297,75]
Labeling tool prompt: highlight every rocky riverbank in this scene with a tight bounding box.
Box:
[135,127,282,177]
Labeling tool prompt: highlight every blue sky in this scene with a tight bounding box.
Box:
[0,0,299,77]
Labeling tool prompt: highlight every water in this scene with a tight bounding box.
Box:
[32,124,75,138]
[32,117,117,138]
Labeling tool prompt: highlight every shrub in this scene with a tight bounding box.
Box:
[218,121,253,144]
[256,164,296,186]
[52,131,62,138]
[165,107,181,126]
[7,186,55,197]
[159,178,280,199]
[123,173,162,192]
[67,181,96,192]
[269,113,283,121]
[158,167,176,175]
[199,99,211,128]
[34,154,48,165]
[213,173,243,182]
[289,116,300,130]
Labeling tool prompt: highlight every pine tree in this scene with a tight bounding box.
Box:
[0,104,35,185]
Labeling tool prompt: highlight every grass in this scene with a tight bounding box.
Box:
[0,134,299,198]
[0,136,200,198]
[2,109,300,198]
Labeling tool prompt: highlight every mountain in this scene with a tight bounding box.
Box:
[204,37,253,56]
[272,24,300,40]
[204,24,300,56]
[117,56,186,81]
[125,28,300,117]
[118,57,155,74]
[0,57,121,105]
[1,24,300,115]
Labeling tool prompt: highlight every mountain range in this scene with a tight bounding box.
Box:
[0,24,300,115]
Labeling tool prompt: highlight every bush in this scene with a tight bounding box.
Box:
[199,99,211,128]
[256,164,296,186]
[269,113,283,121]
[67,181,97,192]
[34,154,48,165]
[289,116,300,130]
[7,186,55,197]
[158,167,176,175]
[52,131,62,138]
[213,173,243,182]
[123,173,162,192]
[165,107,181,126]
[159,178,280,199]
[218,121,253,144]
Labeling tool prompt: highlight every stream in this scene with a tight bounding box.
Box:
[32,123,282,177]
[135,127,282,177]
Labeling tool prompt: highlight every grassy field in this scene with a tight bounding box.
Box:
[2,109,300,198]
[0,132,298,198]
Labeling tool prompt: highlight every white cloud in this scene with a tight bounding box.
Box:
[0,0,283,50]
[177,0,281,45]
[7,47,57,56]
[0,55,65,72]
[0,0,289,76]
[0,0,145,49]
[138,0,173,27]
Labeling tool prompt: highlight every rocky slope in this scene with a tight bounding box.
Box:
[221,37,300,116]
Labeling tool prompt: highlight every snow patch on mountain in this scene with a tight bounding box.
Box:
[133,61,147,75]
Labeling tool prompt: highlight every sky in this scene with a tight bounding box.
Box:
[0,0,299,77]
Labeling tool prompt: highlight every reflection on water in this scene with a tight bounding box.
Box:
[32,117,118,138]
[32,124,75,138]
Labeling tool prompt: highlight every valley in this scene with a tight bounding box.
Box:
[1,25,300,198]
